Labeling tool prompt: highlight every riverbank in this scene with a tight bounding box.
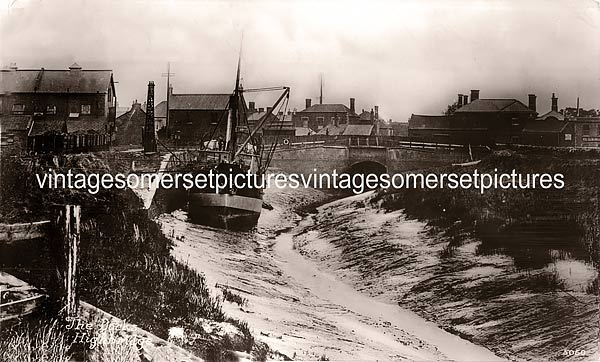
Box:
[293,148,599,361]
[162,185,506,361]
[0,152,268,361]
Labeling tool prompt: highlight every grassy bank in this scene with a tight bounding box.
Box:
[373,148,600,272]
[0,153,266,361]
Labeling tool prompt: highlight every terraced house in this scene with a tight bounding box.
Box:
[0,63,117,153]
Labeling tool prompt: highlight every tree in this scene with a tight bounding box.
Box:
[444,101,460,116]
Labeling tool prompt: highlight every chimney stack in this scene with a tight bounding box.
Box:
[350,98,355,113]
[249,101,256,112]
[528,94,537,112]
[374,105,379,120]
[551,93,558,112]
[577,97,580,117]
[267,107,273,114]
[305,98,312,109]
[463,95,468,104]
[457,94,464,107]
[258,107,264,113]
[470,90,480,102]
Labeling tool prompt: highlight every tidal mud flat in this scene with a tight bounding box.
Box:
[161,186,505,361]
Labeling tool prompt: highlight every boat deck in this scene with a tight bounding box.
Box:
[0,271,46,323]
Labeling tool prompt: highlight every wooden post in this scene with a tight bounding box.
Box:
[55,205,81,318]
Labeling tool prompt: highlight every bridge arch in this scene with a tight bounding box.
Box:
[347,160,388,176]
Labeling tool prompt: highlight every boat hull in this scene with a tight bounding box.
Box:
[188,193,262,230]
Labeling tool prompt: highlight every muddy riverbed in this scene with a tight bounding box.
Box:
[158,186,598,361]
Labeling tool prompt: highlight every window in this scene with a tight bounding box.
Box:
[301,116,309,128]
[12,104,24,114]
[0,134,14,145]
[316,117,324,126]
[81,105,91,115]
[564,134,572,141]
[46,105,56,115]
[583,125,590,136]
[331,116,337,126]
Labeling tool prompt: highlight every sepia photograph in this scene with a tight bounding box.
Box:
[0,0,599,361]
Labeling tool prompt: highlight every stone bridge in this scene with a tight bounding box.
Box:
[269,144,474,175]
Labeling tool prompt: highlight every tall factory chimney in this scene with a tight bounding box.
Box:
[551,93,558,112]
[143,81,157,154]
[350,98,355,114]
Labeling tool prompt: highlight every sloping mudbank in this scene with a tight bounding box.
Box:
[293,149,600,361]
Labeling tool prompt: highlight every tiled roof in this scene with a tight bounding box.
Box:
[169,94,230,110]
[67,118,108,134]
[316,124,347,135]
[409,114,451,129]
[0,115,32,131]
[455,99,534,113]
[537,110,565,121]
[29,119,67,136]
[299,103,356,115]
[522,119,569,133]
[0,69,113,93]
[155,100,167,118]
[342,124,374,136]
[116,105,145,122]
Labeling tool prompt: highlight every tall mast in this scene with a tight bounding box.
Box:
[166,62,171,130]
[225,48,242,159]
[319,73,323,104]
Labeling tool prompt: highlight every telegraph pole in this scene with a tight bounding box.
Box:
[161,62,175,133]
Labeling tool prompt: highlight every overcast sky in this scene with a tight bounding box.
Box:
[1,0,599,121]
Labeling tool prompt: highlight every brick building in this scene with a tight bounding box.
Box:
[409,90,537,145]
[0,63,116,153]
[167,90,233,144]
[572,117,600,147]
[293,98,359,132]
[521,93,575,147]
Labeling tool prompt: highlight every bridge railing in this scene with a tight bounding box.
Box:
[269,135,477,152]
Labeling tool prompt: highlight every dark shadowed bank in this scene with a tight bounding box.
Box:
[0,153,271,361]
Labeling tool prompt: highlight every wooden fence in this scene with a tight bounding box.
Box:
[0,205,81,321]
[28,134,111,154]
